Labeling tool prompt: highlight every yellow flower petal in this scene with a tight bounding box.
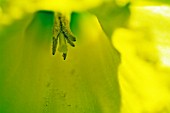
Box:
[112,2,170,113]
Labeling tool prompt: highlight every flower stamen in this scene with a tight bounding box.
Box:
[52,12,76,60]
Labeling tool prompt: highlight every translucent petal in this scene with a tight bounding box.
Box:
[0,12,121,113]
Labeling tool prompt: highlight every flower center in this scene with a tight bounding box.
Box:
[52,12,76,60]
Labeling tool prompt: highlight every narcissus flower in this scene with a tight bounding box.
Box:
[2,0,170,113]
[0,0,128,113]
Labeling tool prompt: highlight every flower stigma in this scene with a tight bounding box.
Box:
[52,12,76,60]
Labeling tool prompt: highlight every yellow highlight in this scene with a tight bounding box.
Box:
[112,3,170,113]
[157,45,170,68]
[113,28,170,113]
[0,0,104,25]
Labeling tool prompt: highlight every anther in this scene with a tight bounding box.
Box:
[52,12,76,60]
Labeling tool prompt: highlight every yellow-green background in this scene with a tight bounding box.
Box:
[1,0,170,113]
